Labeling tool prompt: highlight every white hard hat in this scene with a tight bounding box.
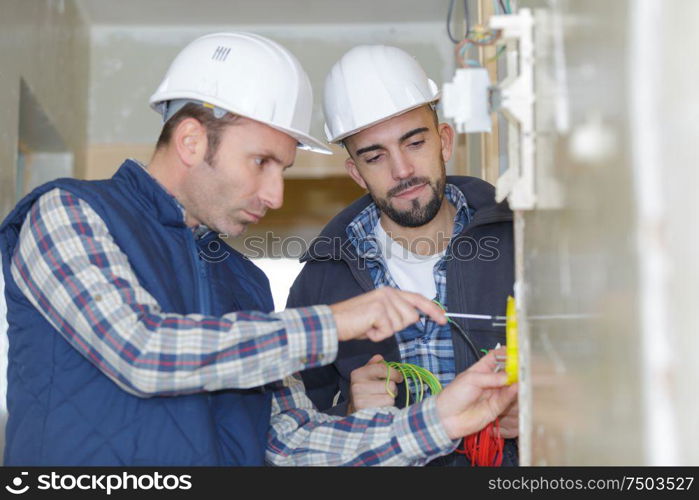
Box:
[323,45,441,143]
[150,32,331,155]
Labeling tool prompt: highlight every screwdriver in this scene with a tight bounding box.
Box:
[444,312,506,321]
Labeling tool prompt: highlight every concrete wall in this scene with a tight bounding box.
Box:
[0,0,89,215]
[84,23,456,179]
[651,2,699,466]
[0,0,90,462]
[518,0,698,465]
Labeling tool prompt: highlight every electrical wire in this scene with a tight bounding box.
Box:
[383,361,442,407]
[447,0,472,44]
[456,418,504,466]
[451,1,509,67]
[454,25,502,67]
[446,0,461,43]
[463,0,471,34]
[433,299,482,360]
[487,44,507,63]
[448,314,483,361]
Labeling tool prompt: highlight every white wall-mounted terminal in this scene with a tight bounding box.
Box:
[442,67,492,134]
[490,8,536,210]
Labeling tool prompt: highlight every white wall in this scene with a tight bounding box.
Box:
[0,0,89,463]
[518,0,699,465]
[0,0,89,215]
[23,152,74,192]
[252,259,306,312]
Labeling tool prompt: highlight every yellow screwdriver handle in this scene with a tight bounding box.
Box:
[505,295,518,384]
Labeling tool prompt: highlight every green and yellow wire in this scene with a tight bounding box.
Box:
[383,361,443,407]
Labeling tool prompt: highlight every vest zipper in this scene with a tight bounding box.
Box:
[187,234,212,316]
[187,233,216,411]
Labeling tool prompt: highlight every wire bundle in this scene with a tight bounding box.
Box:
[456,419,505,466]
[446,0,511,68]
[382,361,442,406]
[385,355,506,466]
[455,25,504,68]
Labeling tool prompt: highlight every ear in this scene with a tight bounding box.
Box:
[173,118,208,167]
[345,156,368,190]
[438,122,455,164]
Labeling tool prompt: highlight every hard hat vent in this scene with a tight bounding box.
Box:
[212,46,231,62]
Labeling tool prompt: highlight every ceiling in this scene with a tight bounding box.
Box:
[75,0,451,26]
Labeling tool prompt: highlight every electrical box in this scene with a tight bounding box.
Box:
[442,67,492,134]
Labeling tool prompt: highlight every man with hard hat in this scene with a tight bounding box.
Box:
[0,33,516,466]
[288,45,519,466]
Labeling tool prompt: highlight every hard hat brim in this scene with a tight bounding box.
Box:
[277,126,333,155]
[150,93,332,155]
[327,97,440,144]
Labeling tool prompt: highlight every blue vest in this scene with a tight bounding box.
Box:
[0,160,274,465]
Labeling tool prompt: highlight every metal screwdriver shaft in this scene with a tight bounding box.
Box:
[444,312,507,320]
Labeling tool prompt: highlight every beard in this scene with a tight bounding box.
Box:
[371,173,447,228]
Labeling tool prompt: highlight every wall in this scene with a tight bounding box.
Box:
[517,0,698,465]
[0,0,89,214]
[0,0,90,462]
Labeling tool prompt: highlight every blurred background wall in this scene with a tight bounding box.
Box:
[0,0,89,461]
[513,0,699,465]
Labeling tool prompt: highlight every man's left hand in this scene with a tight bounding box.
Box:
[497,398,519,439]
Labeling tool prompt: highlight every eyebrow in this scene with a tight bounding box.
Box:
[399,127,429,143]
[355,144,382,156]
[354,127,430,157]
[258,150,293,169]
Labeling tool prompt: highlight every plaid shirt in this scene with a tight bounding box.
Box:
[9,186,456,465]
[347,184,471,389]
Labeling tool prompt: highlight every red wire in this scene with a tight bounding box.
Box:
[456,418,504,466]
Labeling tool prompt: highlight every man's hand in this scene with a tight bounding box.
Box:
[435,348,518,439]
[330,287,446,342]
[497,398,519,439]
[346,354,403,414]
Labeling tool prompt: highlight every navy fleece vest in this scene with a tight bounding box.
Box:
[0,160,274,465]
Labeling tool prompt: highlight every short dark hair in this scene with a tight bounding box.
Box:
[155,103,240,164]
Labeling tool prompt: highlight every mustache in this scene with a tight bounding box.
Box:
[387,177,431,198]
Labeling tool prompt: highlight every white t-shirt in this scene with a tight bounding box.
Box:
[373,220,444,301]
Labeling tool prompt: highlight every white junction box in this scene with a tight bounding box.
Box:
[442,67,492,134]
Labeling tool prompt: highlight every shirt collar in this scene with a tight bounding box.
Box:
[347,183,471,260]
[133,160,214,239]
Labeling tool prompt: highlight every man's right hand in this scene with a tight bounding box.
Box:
[346,354,403,414]
[435,348,519,439]
[330,287,446,343]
